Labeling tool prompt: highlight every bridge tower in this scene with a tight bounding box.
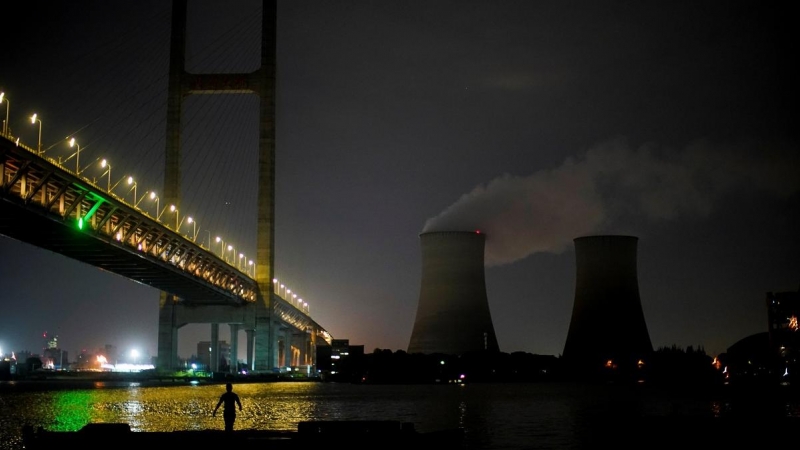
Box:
[157,0,279,373]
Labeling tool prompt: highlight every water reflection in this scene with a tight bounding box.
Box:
[1,381,799,450]
[51,391,93,431]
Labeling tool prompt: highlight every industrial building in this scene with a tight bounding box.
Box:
[407,231,500,356]
[562,235,653,378]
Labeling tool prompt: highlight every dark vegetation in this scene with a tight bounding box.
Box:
[323,345,728,386]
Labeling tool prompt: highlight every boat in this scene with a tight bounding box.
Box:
[22,420,465,449]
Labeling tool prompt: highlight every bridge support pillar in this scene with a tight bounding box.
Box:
[306,333,313,367]
[291,332,305,367]
[246,328,255,371]
[211,323,219,372]
[156,293,179,373]
[276,322,286,368]
[254,294,275,372]
[309,327,317,369]
[229,323,240,374]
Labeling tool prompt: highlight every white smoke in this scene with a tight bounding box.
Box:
[422,137,800,266]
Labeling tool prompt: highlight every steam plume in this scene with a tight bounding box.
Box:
[422,138,799,266]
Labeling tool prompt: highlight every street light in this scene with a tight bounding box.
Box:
[126,177,137,204]
[215,236,224,258]
[68,137,81,174]
[248,259,254,277]
[149,192,161,219]
[109,176,136,205]
[186,217,197,241]
[203,230,211,248]
[0,92,9,137]
[227,244,235,264]
[100,159,112,191]
[30,113,42,154]
[168,204,179,229]
[238,253,244,270]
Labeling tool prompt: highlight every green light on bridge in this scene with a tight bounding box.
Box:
[76,194,104,231]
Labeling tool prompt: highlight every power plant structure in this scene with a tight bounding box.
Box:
[562,235,653,377]
[407,231,500,355]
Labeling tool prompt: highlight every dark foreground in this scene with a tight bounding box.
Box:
[22,421,465,450]
[22,415,800,449]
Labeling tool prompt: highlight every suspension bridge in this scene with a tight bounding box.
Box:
[0,0,333,374]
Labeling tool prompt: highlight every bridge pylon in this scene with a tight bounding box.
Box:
[156,0,279,374]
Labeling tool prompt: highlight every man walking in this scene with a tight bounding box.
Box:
[213,382,242,432]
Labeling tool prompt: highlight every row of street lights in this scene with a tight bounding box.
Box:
[1,93,42,155]
[212,236,255,276]
[69,138,253,276]
[1,91,258,279]
[0,93,42,153]
[272,278,310,313]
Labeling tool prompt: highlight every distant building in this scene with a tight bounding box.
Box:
[317,339,364,381]
[12,351,41,377]
[15,350,33,363]
[73,349,96,370]
[103,344,120,365]
[0,353,16,379]
[197,340,230,371]
[722,287,799,385]
[40,333,67,370]
[767,288,800,382]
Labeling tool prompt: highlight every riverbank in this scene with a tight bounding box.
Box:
[3,369,321,388]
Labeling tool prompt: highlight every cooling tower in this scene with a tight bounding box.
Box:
[407,231,500,355]
[562,235,653,374]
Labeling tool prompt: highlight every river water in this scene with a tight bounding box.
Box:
[1,380,798,449]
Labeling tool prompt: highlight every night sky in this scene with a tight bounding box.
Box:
[1,0,797,363]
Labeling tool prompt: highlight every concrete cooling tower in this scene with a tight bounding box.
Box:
[407,231,500,355]
[562,235,653,375]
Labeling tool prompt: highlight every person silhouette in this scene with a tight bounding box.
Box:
[212,382,242,432]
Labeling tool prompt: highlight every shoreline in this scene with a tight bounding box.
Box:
[1,370,321,388]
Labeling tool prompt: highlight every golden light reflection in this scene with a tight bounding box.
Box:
[13,383,382,435]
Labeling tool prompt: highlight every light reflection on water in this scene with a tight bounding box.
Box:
[1,381,798,449]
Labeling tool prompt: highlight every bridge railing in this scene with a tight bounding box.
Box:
[1,128,252,271]
[1,129,316,318]
[0,135,257,305]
